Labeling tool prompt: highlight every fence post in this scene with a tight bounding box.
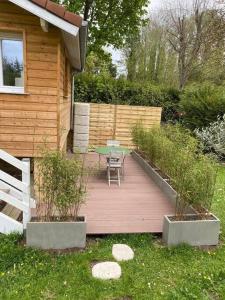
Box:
[113,104,117,140]
[22,158,31,229]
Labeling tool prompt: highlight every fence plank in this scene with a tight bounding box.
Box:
[89,103,162,147]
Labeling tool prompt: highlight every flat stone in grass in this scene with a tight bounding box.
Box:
[112,244,134,261]
[92,262,121,280]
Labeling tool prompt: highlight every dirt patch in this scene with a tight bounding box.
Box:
[31,216,85,222]
[169,214,216,222]
[19,236,100,255]
[155,169,170,181]
[90,260,106,268]
[20,237,86,254]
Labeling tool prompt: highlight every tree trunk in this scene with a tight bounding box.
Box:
[83,0,93,21]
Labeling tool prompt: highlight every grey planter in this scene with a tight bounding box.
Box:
[132,151,177,206]
[132,151,195,214]
[26,217,87,249]
[163,214,220,246]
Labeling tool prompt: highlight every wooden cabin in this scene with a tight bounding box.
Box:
[0,0,87,158]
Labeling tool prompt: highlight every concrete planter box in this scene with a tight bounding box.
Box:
[26,217,86,250]
[163,214,220,246]
[132,151,177,206]
[132,150,220,246]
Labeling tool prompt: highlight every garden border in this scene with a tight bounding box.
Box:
[132,150,177,206]
[132,150,220,246]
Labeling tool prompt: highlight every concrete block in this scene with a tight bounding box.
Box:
[74,140,89,147]
[74,103,90,116]
[74,115,89,126]
[112,244,134,261]
[74,125,89,134]
[74,132,89,141]
[73,146,88,154]
[92,262,121,280]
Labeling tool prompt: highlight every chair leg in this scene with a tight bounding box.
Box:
[121,163,124,178]
[117,168,120,186]
[107,166,110,186]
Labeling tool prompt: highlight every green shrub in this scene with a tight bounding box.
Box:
[36,151,89,221]
[132,124,218,218]
[180,84,225,129]
[195,115,225,159]
[74,73,180,122]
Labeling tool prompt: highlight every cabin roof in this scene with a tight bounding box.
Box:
[8,0,88,71]
[30,0,83,28]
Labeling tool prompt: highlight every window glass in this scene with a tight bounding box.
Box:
[1,39,23,87]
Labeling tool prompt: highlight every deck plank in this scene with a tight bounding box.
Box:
[80,153,174,234]
[32,153,174,234]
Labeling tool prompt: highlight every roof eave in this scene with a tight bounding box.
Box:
[8,0,88,72]
[8,0,79,36]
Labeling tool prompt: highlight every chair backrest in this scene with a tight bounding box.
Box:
[109,149,124,162]
[107,140,120,147]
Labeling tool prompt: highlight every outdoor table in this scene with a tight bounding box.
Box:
[95,146,131,169]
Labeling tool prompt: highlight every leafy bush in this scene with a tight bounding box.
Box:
[132,124,218,218]
[180,84,225,129]
[36,151,89,221]
[195,115,225,159]
[74,73,180,122]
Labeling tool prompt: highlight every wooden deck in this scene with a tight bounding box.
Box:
[80,153,174,234]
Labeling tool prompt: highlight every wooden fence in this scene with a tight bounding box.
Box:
[89,103,162,147]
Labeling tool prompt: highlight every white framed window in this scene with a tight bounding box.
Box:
[0,32,24,94]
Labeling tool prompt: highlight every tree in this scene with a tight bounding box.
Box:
[163,0,225,89]
[56,0,149,54]
[2,57,22,86]
[124,18,178,86]
[85,51,117,77]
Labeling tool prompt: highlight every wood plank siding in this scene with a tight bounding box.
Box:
[0,0,72,157]
[58,43,72,151]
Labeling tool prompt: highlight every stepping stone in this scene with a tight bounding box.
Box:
[92,262,121,280]
[112,244,134,261]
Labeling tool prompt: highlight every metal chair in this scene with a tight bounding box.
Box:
[107,150,124,186]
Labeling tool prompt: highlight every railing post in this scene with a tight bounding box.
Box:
[22,158,31,229]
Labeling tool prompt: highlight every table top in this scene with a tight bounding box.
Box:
[95,146,131,155]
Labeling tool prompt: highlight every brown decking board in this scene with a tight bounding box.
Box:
[32,153,174,234]
[80,153,174,234]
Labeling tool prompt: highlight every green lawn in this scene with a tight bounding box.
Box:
[0,168,224,300]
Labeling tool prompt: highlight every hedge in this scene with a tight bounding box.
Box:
[180,84,225,129]
[74,73,180,122]
[132,124,218,218]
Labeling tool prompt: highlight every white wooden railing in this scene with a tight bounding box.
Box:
[0,149,35,230]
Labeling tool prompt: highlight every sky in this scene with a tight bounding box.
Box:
[150,0,164,11]
[2,40,23,64]
[109,0,164,75]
